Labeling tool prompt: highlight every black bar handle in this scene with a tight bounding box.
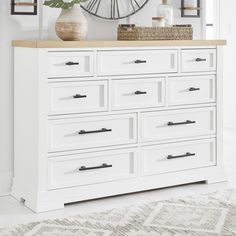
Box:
[135,91,147,95]
[134,59,147,64]
[79,163,113,171]
[78,128,112,135]
[167,120,196,126]
[66,61,79,66]
[73,94,87,99]
[189,87,200,91]
[195,58,207,62]
[167,152,196,160]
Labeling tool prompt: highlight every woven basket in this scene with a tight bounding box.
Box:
[117,26,193,41]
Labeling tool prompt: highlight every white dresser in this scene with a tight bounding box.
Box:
[12,40,226,213]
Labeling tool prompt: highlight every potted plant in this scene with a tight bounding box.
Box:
[44,0,88,41]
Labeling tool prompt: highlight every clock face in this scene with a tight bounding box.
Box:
[81,0,150,20]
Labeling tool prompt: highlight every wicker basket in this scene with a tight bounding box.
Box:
[117,25,193,41]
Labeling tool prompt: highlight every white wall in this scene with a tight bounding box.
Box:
[0,0,202,194]
[220,0,236,130]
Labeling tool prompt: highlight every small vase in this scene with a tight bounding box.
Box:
[55,4,88,41]
[157,0,173,27]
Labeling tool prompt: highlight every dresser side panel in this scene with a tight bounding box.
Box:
[12,47,40,204]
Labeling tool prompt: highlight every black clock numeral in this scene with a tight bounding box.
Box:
[111,0,120,19]
[86,0,102,14]
[87,0,94,10]
[129,0,140,12]
[130,0,135,12]
[87,0,98,11]
[116,0,120,18]
[134,0,140,8]
[112,0,115,18]
[110,0,113,18]
[95,0,101,14]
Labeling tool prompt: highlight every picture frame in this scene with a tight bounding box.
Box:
[181,0,200,18]
[11,0,38,15]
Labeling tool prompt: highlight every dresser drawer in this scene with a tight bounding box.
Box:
[48,149,137,190]
[141,139,215,176]
[168,75,215,106]
[97,50,178,76]
[47,51,94,78]
[48,81,107,115]
[181,49,216,73]
[48,114,137,152]
[141,107,216,142]
[111,78,165,110]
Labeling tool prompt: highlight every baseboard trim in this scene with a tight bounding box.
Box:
[0,171,13,196]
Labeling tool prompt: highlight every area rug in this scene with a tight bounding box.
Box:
[1,189,236,236]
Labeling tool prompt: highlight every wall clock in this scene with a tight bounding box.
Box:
[81,0,150,20]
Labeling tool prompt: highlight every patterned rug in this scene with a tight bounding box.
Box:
[1,189,236,236]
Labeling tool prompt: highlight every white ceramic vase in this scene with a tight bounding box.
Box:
[55,4,88,41]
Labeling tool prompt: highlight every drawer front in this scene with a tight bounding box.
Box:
[141,139,216,176]
[181,49,216,73]
[141,107,216,142]
[168,75,215,106]
[48,81,108,115]
[47,51,94,78]
[48,149,137,190]
[48,114,137,152]
[111,78,165,110]
[97,50,178,76]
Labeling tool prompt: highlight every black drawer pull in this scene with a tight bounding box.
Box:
[79,163,112,171]
[189,87,200,91]
[167,120,196,126]
[78,128,112,135]
[167,152,196,160]
[134,60,147,64]
[195,58,207,62]
[73,94,87,99]
[135,91,147,95]
[66,61,79,66]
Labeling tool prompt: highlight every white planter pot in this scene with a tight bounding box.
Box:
[55,4,88,41]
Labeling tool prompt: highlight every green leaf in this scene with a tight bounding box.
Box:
[44,0,63,8]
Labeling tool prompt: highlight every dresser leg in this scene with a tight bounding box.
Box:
[205,168,228,185]
[11,184,65,213]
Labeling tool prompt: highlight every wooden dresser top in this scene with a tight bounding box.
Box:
[12,40,226,48]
